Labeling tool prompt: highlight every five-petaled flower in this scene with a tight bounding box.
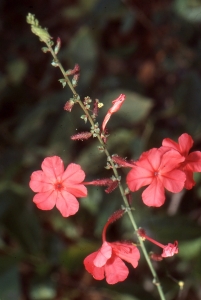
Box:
[29,156,87,217]
[84,210,140,284]
[162,133,201,189]
[126,147,186,207]
[84,241,140,284]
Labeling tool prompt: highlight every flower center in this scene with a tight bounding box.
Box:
[154,171,159,176]
[54,181,64,191]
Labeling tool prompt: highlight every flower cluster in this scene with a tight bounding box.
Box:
[126,133,201,207]
[28,88,201,286]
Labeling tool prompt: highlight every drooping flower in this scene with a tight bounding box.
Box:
[162,133,201,189]
[84,210,140,284]
[29,156,87,217]
[138,228,178,259]
[84,241,140,284]
[126,147,186,207]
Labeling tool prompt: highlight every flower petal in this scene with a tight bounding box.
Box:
[161,169,186,192]
[93,242,112,267]
[161,241,178,258]
[126,167,153,191]
[105,256,129,284]
[29,171,52,192]
[84,252,105,280]
[137,148,161,171]
[33,190,56,210]
[62,163,86,183]
[41,156,64,179]
[185,151,201,172]
[142,179,165,207]
[162,138,180,151]
[160,149,185,173]
[178,133,193,156]
[184,170,195,190]
[64,184,87,197]
[55,191,79,217]
[111,242,140,268]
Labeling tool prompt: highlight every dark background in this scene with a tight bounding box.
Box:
[1,0,201,299]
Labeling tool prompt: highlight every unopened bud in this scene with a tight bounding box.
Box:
[54,37,61,54]
[64,99,74,112]
[71,132,92,141]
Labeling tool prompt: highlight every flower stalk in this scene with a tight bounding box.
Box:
[27,14,167,300]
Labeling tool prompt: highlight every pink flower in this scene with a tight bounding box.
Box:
[29,156,87,217]
[84,209,140,284]
[126,147,186,207]
[138,228,178,259]
[162,133,201,189]
[84,241,140,284]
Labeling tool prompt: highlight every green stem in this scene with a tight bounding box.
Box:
[46,41,166,300]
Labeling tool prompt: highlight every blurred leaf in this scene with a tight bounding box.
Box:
[15,91,66,144]
[0,266,21,299]
[64,26,98,88]
[60,240,98,272]
[174,0,201,22]
[30,284,56,300]
[179,237,201,260]
[51,215,81,240]
[2,202,41,253]
[175,71,201,135]
[6,58,27,84]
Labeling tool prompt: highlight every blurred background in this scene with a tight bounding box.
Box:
[1,0,201,299]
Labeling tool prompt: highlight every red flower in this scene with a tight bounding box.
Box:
[162,133,201,189]
[138,228,178,259]
[161,241,178,258]
[84,241,140,284]
[126,148,186,207]
[84,210,140,284]
[29,156,87,217]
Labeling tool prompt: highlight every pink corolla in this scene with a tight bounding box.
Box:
[138,228,178,259]
[162,133,201,189]
[84,241,140,284]
[29,156,87,217]
[126,147,186,207]
[84,210,140,284]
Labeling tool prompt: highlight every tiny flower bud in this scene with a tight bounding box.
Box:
[93,99,99,117]
[84,178,113,186]
[26,14,52,43]
[64,99,74,112]
[41,47,49,53]
[71,132,92,141]
[54,37,61,54]
[112,155,136,168]
[72,74,79,87]
[80,115,88,123]
[105,180,119,193]
[51,60,59,67]
[58,78,67,88]
[107,209,125,224]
